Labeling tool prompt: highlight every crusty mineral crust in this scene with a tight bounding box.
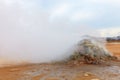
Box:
[68,37,117,64]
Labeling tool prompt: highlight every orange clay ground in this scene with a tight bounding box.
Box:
[106,43,120,57]
[0,43,120,80]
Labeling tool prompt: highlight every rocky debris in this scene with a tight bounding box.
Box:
[68,36,117,64]
[73,72,101,80]
[84,72,93,77]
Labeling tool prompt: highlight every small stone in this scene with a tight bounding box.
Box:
[84,72,93,77]
[91,78,100,80]
[84,73,89,77]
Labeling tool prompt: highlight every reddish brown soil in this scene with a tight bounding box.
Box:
[0,43,120,80]
[106,43,120,57]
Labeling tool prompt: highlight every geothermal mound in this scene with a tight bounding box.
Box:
[68,36,117,64]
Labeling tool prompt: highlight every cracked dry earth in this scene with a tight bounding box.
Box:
[0,61,120,80]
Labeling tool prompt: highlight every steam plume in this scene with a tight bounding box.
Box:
[0,0,99,66]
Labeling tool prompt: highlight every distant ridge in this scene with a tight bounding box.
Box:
[106,35,120,42]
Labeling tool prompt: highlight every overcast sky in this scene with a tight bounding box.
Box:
[39,0,120,37]
[38,0,120,37]
[1,0,120,37]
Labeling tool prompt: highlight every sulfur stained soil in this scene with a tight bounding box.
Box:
[0,43,120,80]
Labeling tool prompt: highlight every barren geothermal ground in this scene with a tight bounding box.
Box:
[0,43,120,80]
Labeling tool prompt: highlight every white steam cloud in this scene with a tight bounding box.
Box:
[0,0,99,65]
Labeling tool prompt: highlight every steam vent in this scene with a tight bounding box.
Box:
[69,36,117,64]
